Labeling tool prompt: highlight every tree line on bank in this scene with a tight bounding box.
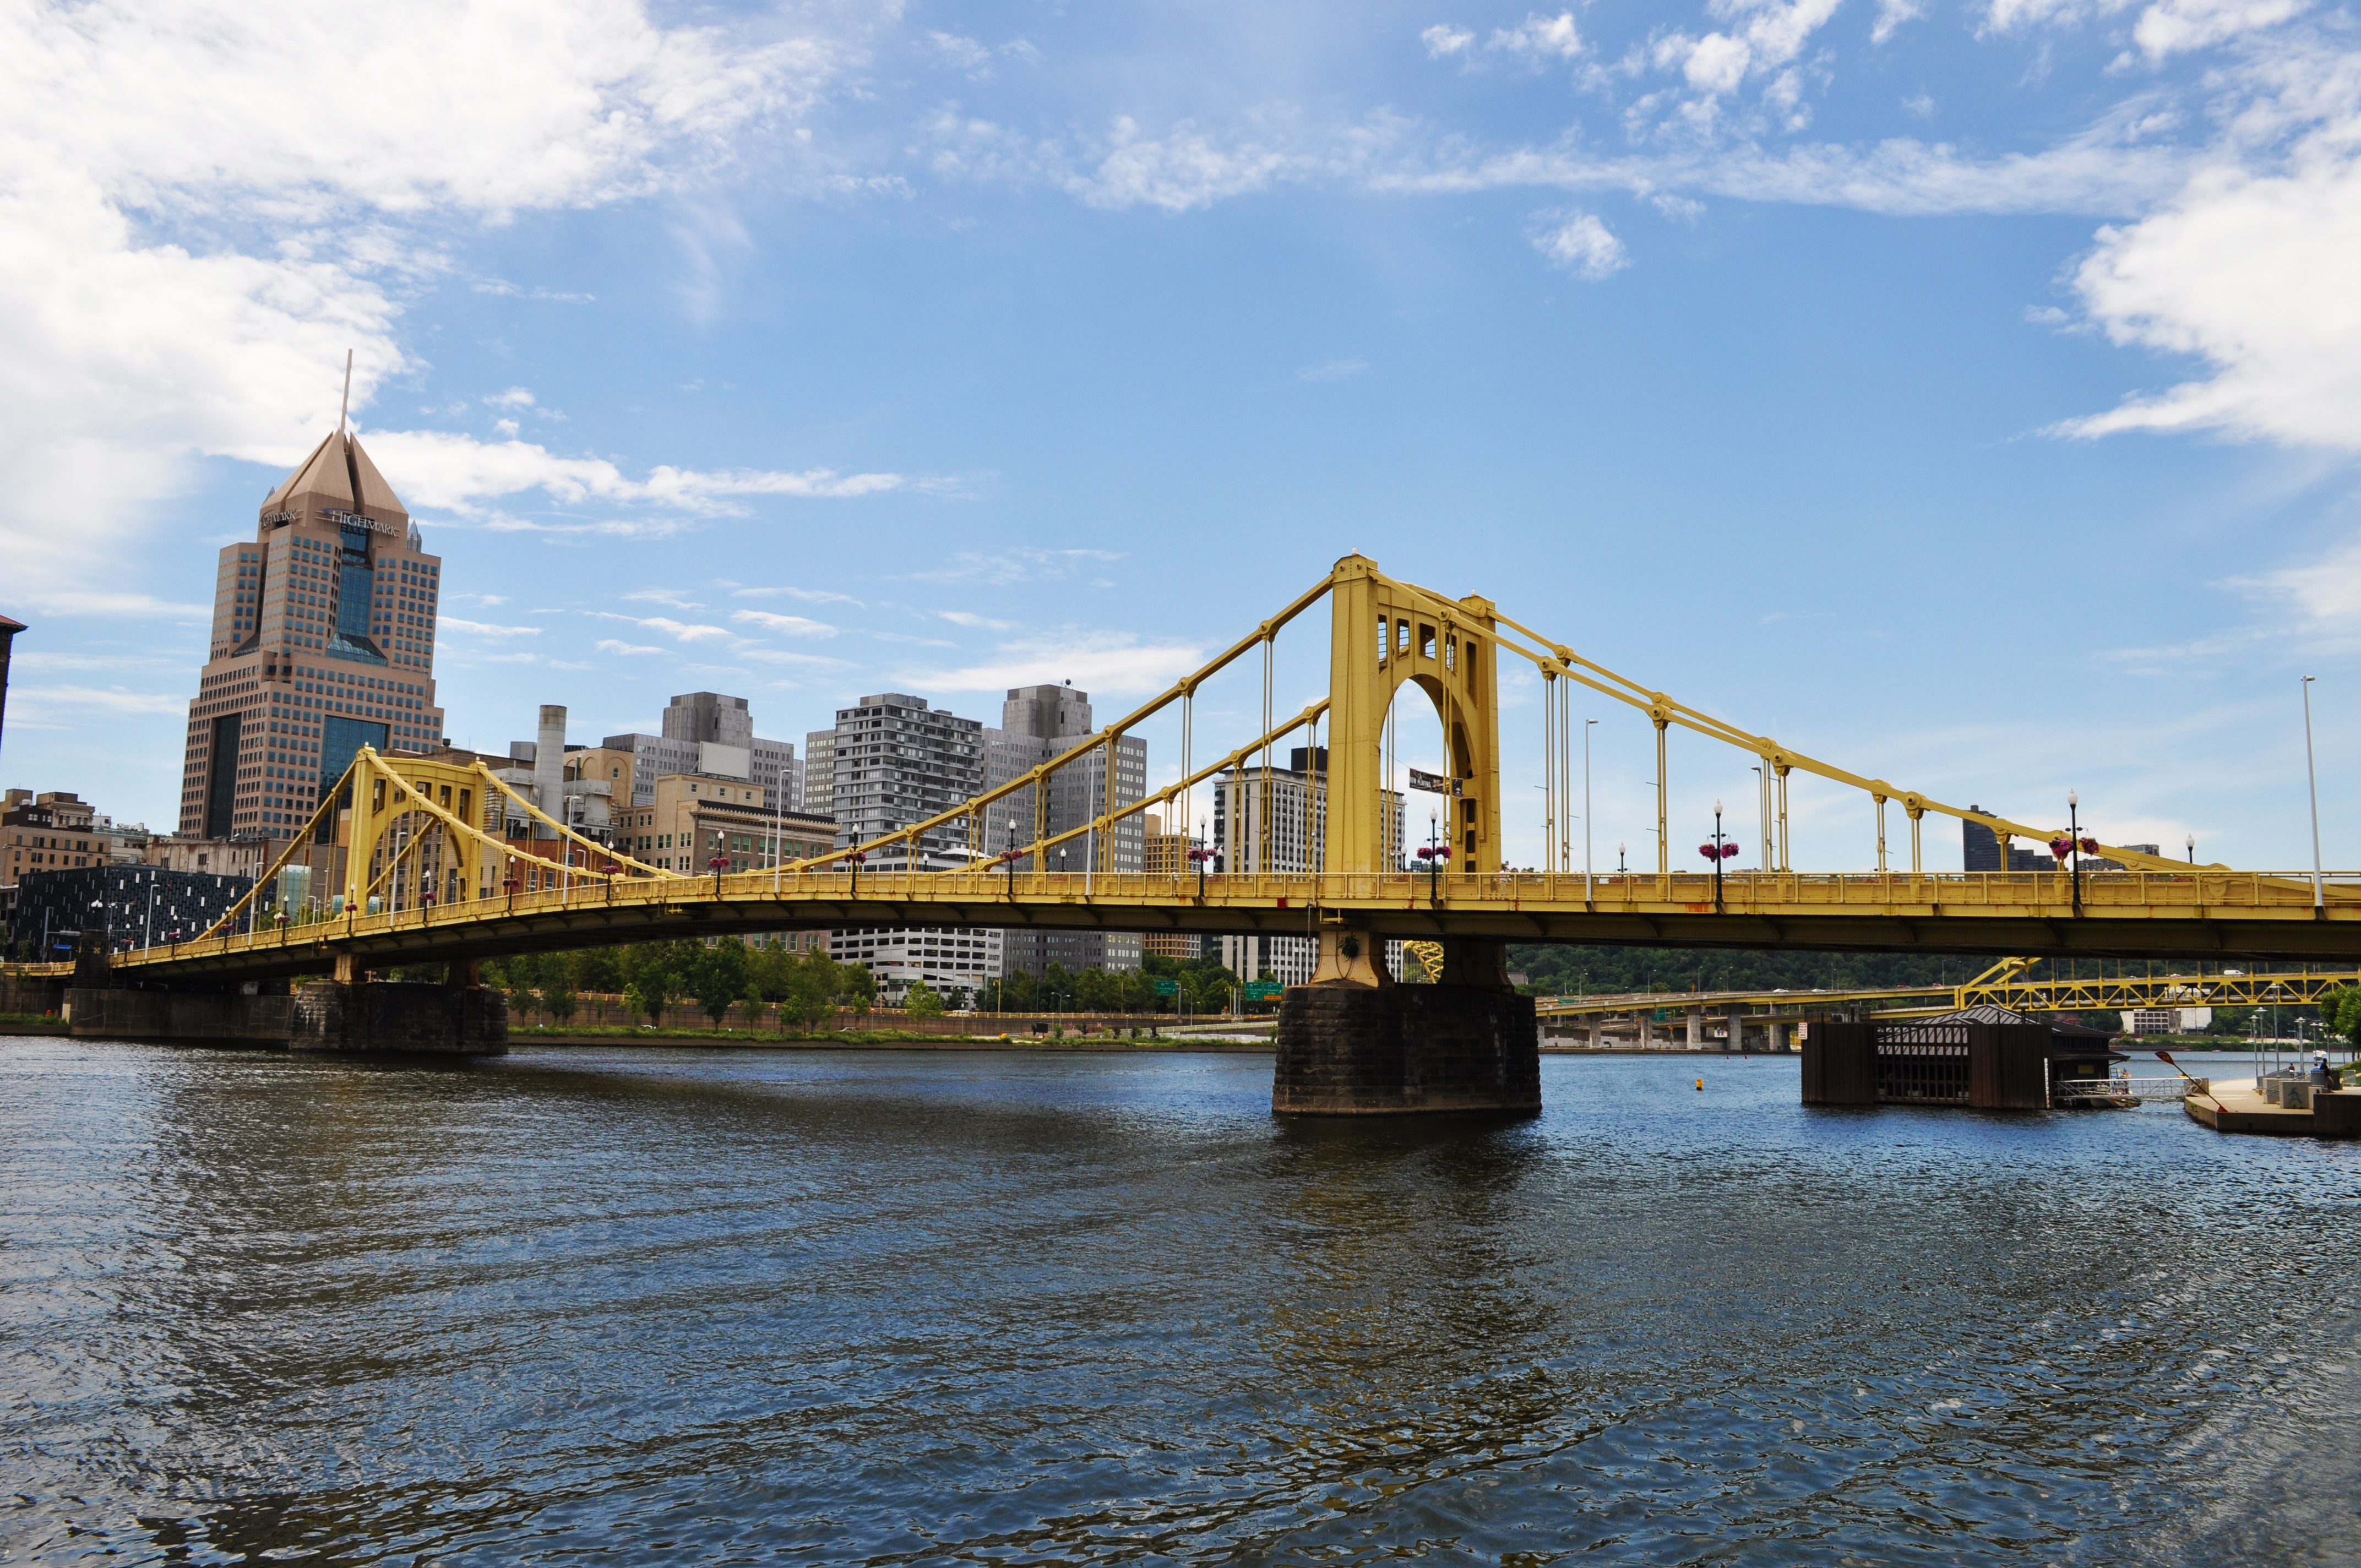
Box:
[406,935,2361,1045]
[446,940,1247,1028]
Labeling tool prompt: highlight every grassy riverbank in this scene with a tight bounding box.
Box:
[505,1023,1267,1050]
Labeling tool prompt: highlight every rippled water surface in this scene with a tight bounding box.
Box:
[4,1041,2359,1565]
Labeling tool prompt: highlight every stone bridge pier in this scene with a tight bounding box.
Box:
[1271,930,1540,1116]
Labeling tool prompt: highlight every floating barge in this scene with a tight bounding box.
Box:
[1802,1004,2128,1111]
[2185,1075,2361,1138]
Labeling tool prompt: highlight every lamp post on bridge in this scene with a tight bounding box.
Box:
[1416,812,1450,907]
[1699,799,1736,912]
[709,853,728,897]
[2303,674,2325,916]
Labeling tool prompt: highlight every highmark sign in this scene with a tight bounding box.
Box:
[1407,769,1459,796]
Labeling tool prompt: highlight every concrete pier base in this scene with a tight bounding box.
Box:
[1272,984,1541,1116]
[60,981,506,1054]
[290,982,508,1055]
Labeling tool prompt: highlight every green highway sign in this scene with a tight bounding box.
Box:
[1243,981,1285,1000]
[1152,978,1179,996]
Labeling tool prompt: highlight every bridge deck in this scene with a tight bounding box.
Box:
[12,867,2355,986]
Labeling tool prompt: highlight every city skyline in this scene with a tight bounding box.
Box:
[1,1,2355,875]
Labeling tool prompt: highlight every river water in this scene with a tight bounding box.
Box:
[3,1041,2357,1565]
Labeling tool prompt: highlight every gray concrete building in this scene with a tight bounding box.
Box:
[984,682,1147,977]
[801,728,835,816]
[822,693,983,866]
[600,690,797,813]
[1216,747,1403,988]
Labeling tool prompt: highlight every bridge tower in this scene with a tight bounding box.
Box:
[1275,555,1538,1116]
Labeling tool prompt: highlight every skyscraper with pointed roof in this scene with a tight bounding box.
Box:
[177,430,448,839]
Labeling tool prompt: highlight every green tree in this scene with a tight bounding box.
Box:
[780,951,841,1033]
[841,961,877,1017]
[2321,986,2361,1048]
[688,938,751,1027]
[573,947,625,997]
[546,979,578,1026]
[904,979,945,1018]
[622,940,690,1025]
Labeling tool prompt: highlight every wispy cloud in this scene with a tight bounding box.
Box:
[729,583,867,607]
[439,617,542,639]
[731,609,840,637]
[622,587,706,610]
[907,547,1127,586]
[1297,356,1370,382]
[594,638,668,657]
[362,429,929,516]
[917,629,1206,696]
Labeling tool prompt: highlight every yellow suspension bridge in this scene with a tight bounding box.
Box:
[22,554,2361,991]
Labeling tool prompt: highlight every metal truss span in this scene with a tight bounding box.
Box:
[63,863,2361,987]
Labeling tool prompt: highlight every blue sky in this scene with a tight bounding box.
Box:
[3,0,2355,873]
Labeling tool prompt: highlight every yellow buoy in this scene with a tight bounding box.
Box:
[1695,1077,1704,1091]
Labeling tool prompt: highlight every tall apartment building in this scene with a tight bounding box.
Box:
[1216,748,1403,988]
[983,683,1147,976]
[824,693,983,865]
[177,428,446,841]
[1141,811,1203,960]
[801,728,836,816]
[601,692,797,813]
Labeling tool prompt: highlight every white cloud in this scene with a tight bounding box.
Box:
[1531,211,1630,277]
[1490,13,1584,60]
[1422,25,1475,57]
[2229,536,2361,625]
[730,584,867,606]
[939,611,1021,630]
[485,387,537,410]
[1874,0,1929,42]
[5,684,189,723]
[1297,357,1371,382]
[730,609,840,637]
[355,428,918,515]
[599,612,733,643]
[918,630,1207,697]
[0,0,872,606]
[1652,0,1843,104]
[621,587,704,609]
[594,638,668,657]
[438,617,542,638]
[2131,0,2306,60]
[909,547,1128,585]
[2057,146,2361,448]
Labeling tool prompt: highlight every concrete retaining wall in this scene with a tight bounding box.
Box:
[64,988,295,1043]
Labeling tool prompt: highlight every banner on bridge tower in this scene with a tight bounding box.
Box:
[1407,768,1455,795]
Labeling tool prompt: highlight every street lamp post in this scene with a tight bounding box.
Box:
[2186,832,2196,865]
[2069,791,2082,911]
[1416,810,1450,906]
[2303,675,2325,914]
[1584,717,1596,903]
[1699,799,1733,912]
[1617,840,1626,875]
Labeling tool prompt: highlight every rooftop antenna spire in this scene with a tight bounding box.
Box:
[338,349,353,435]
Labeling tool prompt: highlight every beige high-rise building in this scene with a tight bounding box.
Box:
[178,429,446,840]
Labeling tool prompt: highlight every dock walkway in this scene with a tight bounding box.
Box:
[2185,1079,2361,1137]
